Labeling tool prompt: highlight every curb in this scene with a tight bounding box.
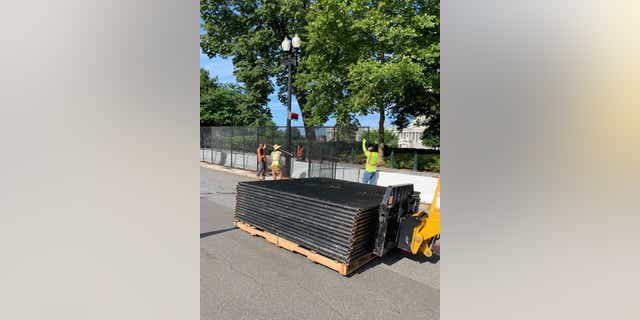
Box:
[199,162,260,180]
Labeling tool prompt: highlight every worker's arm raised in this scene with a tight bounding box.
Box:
[362,139,369,155]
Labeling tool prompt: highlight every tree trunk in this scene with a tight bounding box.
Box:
[377,104,385,165]
[377,46,386,165]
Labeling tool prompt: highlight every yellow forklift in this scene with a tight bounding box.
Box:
[373,178,441,258]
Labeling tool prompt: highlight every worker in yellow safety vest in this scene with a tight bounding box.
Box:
[362,138,380,184]
[270,144,283,180]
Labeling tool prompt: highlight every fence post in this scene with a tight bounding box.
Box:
[413,151,418,171]
[215,128,218,164]
[390,150,395,169]
[256,127,259,171]
[242,133,246,169]
[209,127,213,164]
[330,143,334,164]
[308,136,312,176]
[351,147,355,164]
[230,127,234,168]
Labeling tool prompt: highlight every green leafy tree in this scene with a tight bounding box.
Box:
[200,0,439,150]
[200,67,218,95]
[200,1,320,135]
[302,0,439,161]
[362,129,399,148]
[200,68,271,126]
[420,113,439,148]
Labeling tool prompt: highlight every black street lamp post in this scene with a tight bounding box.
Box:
[281,34,301,178]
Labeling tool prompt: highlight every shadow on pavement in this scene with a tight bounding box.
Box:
[200,227,237,239]
[350,250,440,277]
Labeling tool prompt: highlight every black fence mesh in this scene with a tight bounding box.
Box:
[200,125,440,178]
[200,126,371,175]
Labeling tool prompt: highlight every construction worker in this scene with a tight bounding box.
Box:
[256,143,267,180]
[270,144,283,180]
[361,138,380,185]
[296,144,304,161]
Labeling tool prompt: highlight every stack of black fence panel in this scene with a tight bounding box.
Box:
[235,178,386,263]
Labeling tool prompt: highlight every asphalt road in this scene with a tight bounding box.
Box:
[200,166,440,320]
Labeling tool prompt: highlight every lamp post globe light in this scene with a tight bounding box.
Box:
[281,37,291,52]
[292,34,301,49]
[281,34,301,178]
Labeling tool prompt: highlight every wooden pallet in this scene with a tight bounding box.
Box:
[234,220,376,276]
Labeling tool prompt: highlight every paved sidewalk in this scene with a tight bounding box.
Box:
[200,166,440,320]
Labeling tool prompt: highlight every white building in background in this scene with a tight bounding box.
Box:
[393,117,429,149]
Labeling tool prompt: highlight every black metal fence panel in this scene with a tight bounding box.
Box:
[200,125,439,177]
[235,178,387,263]
[200,126,371,178]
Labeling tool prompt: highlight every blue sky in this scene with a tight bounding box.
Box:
[200,51,391,128]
